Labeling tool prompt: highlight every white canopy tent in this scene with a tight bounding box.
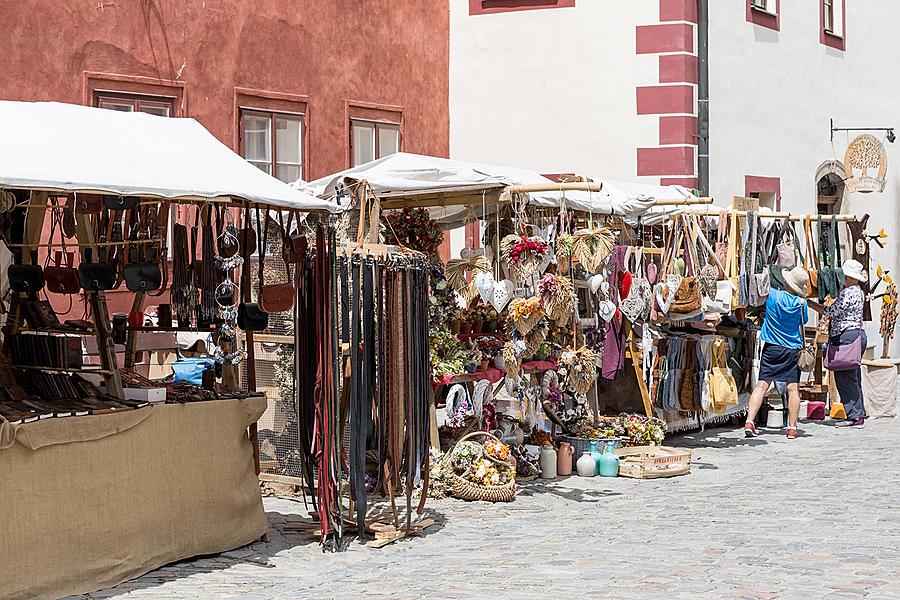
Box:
[298,153,692,226]
[0,101,337,211]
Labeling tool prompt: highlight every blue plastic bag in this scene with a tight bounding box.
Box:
[171,356,215,386]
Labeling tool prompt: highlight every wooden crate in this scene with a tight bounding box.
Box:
[614,446,691,479]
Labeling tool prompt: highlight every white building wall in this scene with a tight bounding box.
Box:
[450,0,661,180]
[709,0,900,352]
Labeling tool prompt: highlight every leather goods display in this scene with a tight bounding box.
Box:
[239,202,258,256]
[257,206,295,314]
[670,217,703,318]
[281,210,306,264]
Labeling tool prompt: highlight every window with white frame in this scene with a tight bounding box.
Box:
[824,0,844,36]
[240,110,303,184]
[350,120,400,167]
[750,0,775,14]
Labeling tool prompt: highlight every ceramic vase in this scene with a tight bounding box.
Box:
[539,445,557,479]
[576,451,596,477]
[597,440,620,477]
[589,440,603,475]
[557,442,574,476]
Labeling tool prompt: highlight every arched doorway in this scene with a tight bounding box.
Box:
[815,160,846,215]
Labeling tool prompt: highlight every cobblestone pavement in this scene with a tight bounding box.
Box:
[78,413,900,600]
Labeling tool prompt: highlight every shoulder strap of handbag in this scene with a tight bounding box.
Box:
[256,204,265,289]
[661,218,678,276]
[44,198,61,269]
[748,211,759,276]
[725,210,738,278]
[681,214,700,275]
[718,210,727,246]
[817,214,828,267]
[831,215,842,265]
[804,216,817,270]
[789,219,805,264]
[694,214,724,273]
[277,209,293,281]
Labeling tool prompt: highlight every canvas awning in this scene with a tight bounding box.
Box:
[0,101,337,211]
[297,153,689,226]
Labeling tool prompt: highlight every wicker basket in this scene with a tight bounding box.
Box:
[441,431,516,503]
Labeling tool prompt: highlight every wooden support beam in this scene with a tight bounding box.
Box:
[505,182,604,193]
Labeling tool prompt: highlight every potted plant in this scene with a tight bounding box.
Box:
[464,349,482,374]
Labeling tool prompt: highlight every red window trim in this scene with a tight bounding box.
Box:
[746,0,780,31]
[344,101,403,168]
[469,0,575,16]
[234,88,309,180]
[83,72,184,116]
[744,175,781,210]
[820,0,846,51]
[238,110,305,183]
[95,92,175,115]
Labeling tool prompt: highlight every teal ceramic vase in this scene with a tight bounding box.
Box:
[589,440,603,475]
[597,440,620,477]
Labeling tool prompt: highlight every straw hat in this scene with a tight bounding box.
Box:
[782,266,810,297]
[842,259,868,283]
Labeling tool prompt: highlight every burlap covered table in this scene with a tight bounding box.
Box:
[0,395,268,600]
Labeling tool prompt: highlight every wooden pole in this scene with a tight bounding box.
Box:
[505,182,604,193]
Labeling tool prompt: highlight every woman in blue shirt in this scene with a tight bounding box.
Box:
[744,267,810,439]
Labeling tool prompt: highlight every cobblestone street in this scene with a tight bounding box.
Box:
[76,413,900,600]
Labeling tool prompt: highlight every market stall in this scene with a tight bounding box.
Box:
[300,154,711,498]
[0,101,335,600]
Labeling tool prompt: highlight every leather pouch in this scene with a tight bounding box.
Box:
[124,262,162,292]
[8,264,45,294]
[238,302,269,331]
[45,251,80,294]
[259,282,295,314]
[104,195,140,210]
[78,262,117,291]
[72,193,103,214]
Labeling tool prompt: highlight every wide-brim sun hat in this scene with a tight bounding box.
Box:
[842,259,868,283]
[782,266,810,297]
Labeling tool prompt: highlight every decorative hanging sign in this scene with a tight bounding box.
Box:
[844,134,888,193]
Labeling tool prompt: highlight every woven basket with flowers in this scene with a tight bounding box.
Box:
[508,296,544,335]
[501,234,550,281]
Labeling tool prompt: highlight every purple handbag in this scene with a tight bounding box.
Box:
[824,336,862,371]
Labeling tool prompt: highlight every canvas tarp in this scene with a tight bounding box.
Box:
[0,101,337,211]
[298,153,690,226]
[0,395,267,600]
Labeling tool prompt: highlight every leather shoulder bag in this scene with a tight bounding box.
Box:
[44,201,81,295]
[258,206,295,314]
[8,250,45,295]
[72,192,103,215]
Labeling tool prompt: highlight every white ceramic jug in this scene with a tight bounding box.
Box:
[539,445,557,479]
[576,451,596,477]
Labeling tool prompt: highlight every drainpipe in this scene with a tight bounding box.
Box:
[697,0,710,196]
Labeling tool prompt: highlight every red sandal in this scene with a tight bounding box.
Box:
[786,427,798,439]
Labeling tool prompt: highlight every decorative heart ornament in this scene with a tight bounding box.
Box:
[600,280,610,296]
[475,271,495,304]
[589,273,605,295]
[490,279,516,312]
[597,300,617,322]
[654,274,682,314]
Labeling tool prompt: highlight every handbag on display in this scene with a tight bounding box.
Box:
[724,210,744,310]
[72,192,103,215]
[123,209,163,293]
[104,195,140,211]
[171,353,216,385]
[804,216,819,299]
[281,210,307,264]
[620,246,652,323]
[818,215,845,301]
[8,261,45,294]
[78,261,117,291]
[257,206,295,314]
[715,209,729,279]
[707,337,739,414]
[45,251,80,295]
[237,302,269,331]
[670,216,704,318]
[748,212,770,307]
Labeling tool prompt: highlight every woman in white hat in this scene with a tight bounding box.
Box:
[744,266,810,439]
[808,259,868,428]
